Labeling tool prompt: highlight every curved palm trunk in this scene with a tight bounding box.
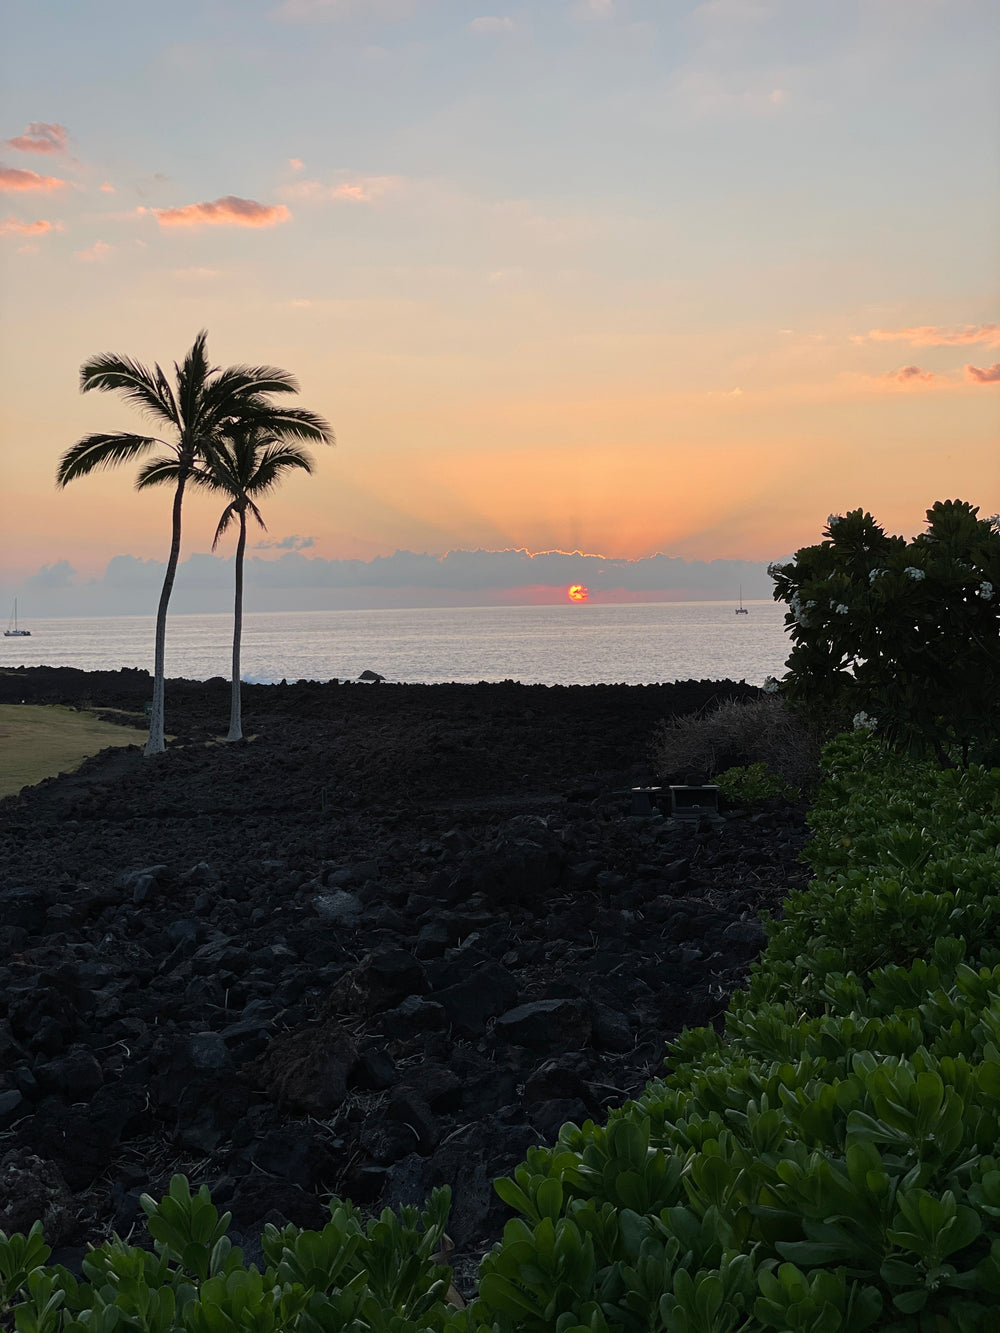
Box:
[228,511,247,741]
[144,471,187,757]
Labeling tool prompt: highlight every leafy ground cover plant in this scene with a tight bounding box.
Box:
[713,763,800,807]
[469,733,1000,1331]
[769,500,1000,767]
[0,1179,459,1333]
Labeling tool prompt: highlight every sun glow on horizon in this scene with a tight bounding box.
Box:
[568,584,589,602]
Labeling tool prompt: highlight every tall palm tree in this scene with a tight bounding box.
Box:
[141,424,323,741]
[56,332,332,756]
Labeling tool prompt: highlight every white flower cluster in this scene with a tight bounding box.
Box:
[827,514,842,528]
[833,603,849,615]
[979,581,994,601]
[788,593,812,627]
[904,567,926,581]
[869,567,886,584]
[761,676,781,694]
[853,711,877,731]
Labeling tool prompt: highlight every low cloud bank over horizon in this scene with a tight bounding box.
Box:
[5,547,780,617]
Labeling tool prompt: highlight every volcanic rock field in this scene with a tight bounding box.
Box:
[0,668,811,1290]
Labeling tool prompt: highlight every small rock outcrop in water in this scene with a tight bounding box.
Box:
[0,670,809,1289]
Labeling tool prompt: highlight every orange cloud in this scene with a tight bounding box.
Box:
[966,362,1000,384]
[884,364,936,384]
[99,181,116,193]
[861,323,1000,348]
[0,165,67,192]
[152,195,291,228]
[0,216,59,236]
[75,239,111,262]
[5,122,68,154]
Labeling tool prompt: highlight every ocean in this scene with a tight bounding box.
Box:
[0,601,791,688]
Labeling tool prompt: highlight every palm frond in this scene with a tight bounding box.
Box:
[153,362,181,427]
[208,363,301,399]
[175,331,216,438]
[235,404,334,445]
[248,442,316,495]
[56,433,161,486]
[135,456,185,490]
[211,501,240,551]
[79,353,179,428]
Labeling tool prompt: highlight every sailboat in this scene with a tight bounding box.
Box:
[4,599,31,637]
[735,585,749,615]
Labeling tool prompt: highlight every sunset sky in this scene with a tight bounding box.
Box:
[2,0,998,607]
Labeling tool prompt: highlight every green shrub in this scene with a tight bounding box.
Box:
[714,762,799,806]
[770,500,1000,766]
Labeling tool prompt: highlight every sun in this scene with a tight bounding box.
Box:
[567,584,589,602]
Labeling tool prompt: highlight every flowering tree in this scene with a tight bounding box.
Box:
[769,500,1000,766]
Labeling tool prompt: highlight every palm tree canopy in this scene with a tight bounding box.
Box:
[57,330,333,488]
[138,424,320,550]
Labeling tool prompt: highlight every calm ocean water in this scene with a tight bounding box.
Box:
[0,602,791,687]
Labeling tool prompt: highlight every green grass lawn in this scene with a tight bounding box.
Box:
[0,704,142,799]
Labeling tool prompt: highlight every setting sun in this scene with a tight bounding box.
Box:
[568,585,589,603]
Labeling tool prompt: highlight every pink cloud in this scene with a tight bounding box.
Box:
[99,181,116,194]
[288,157,304,171]
[75,239,111,262]
[152,195,291,228]
[966,362,1000,384]
[5,122,68,155]
[0,216,60,237]
[0,165,67,193]
[884,364,936,384]
[862,323,1000,349]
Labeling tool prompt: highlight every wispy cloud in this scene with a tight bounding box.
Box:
[254,534,316,550]
[883,364,936,385]
[966,362,1000,384]
[75,239,112,261]
[99,181,116,193]
[570,0,615,20]
[281,173,397,203]
[171,266,222,279]
[0,216,61,237]
[469,15,514,32]
[5,122,69,155]
[691,0,775,27]
[0,165,67,193]
[859,323,1000,348]
[274,0,415,23]
[150,195,291,228]
[672,69,789,115]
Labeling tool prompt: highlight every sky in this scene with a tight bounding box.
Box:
[1,0,998,612]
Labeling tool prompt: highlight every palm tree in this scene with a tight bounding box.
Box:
[142,424,322,741]
[56,332,332,756]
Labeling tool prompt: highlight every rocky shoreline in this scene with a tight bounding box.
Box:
[0,669,811,1292]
